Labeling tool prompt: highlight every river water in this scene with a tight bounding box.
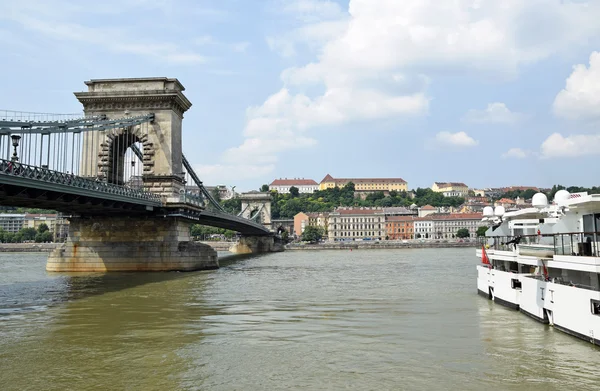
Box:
[1,248,599,390]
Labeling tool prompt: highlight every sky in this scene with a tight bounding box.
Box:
[1,0,599,191]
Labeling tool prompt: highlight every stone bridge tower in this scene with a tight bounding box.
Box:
[47,78,220,272]
[75,78,191,200]
[239,192,272,228]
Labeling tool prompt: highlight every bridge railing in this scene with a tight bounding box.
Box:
[0,158,162,205]
[178,190,206,208]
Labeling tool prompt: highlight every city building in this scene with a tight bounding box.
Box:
[293,212,309,236]
[23,214,58,231]
[414,217,434,239]
[431,182,469,198]
[501,186,540,193]
[0,213,68,241]
[418,205,437,217]
[473,188,503,198]
[385,216,414,240]
[319,174,408,192]
[308,212,329,233]
[382,206,417,216]
[269,178,319,194]
[0,214,26,233]
[429,213,483,239]
[293,212,329,236]
[494,198,517,209]
[272,219,294,236]
[327,207,386,241]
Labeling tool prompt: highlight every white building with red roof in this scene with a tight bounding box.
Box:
[269,178,319,194]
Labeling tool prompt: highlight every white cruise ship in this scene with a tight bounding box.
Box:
[476,190,600,345]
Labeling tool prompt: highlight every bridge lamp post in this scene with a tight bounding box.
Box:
[11,134,21,162]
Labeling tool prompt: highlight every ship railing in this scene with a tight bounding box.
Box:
[486,234,554,252]
[553,232,600,258]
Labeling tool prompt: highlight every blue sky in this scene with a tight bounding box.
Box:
[1,0,599,191]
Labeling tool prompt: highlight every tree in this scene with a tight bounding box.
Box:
[476,226,488,237]
[456,228,470,238]
[260,184,270,192]
[18,227,37,242]
[211,187,222,203]
[302,226,324,243]
[37,223,49,233]
[221,197,241,214]
[289,186,300,198]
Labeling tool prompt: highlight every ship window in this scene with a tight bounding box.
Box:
[511,279,522,289]
[591,299,600,316]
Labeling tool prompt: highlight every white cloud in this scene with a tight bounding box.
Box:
[553,51,600,121]
[434,131,478,148]
[463,103,525,124]
[502,148,528,159]
[540,132,600,158]
[216,0,600,181]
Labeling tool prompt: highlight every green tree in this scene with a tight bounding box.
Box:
[35,231,54,243]
[289,186,300,198]
[260,184,270,192]
[42,231,53,242]
[456,228,470,238]
[221,197,242,214]
[476,226,488,237]
[211,187,222,203]
[37,223,49,233]
[18,227,37,241]
[302,226,324,243]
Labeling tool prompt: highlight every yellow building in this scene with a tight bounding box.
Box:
[319,174,408,192]
[431,182,469,197]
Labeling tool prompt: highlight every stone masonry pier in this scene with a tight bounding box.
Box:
[229,236,284,254]
[47,217,218,272]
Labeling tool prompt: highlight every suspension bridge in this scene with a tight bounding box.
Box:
[0,78,281,272]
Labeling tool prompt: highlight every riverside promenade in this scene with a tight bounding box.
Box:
[286,240,478,251]
[0,243,60,252]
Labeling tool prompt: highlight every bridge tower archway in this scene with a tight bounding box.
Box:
[102,128,148,186]
[239,192,272,229]
[75,77,192,199]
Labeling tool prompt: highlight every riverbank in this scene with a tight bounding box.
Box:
[0,243,60,252]
[286,241,478,250]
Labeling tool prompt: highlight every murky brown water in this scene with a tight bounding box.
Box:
[1,248,600,390]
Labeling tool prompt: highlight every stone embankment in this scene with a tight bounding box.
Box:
[199,241,235,251]
[286,241,477,251]
[0,243,60,252]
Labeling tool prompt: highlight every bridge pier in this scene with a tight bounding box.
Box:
[47,216,218,272]
[228,236,285,254]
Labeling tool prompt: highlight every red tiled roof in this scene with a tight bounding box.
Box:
[386,216,415,222]
[25,214,58,218]
[320,174,406,184]
[270,178,318,186]
[420,205,436,210]
[497,198,516,204]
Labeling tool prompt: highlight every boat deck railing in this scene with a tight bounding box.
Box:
[487,232,600,257]
[554,232,599,257]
